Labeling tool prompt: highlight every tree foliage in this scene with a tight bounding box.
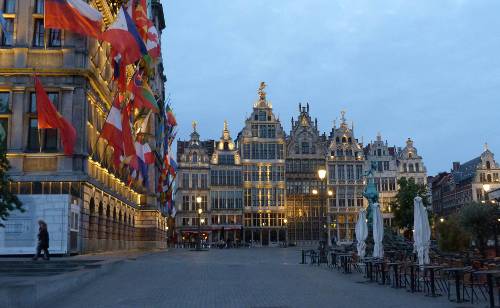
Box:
[391,177,429,232]
[0,145,23,227]
[436,213,470,252]
[459,202,497,256]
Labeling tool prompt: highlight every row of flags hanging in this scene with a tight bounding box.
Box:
[30,0,178,214]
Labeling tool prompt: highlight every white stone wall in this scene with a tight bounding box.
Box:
[0,195,72,255]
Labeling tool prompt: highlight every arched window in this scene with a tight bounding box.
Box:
[403,163,407,172]
[342,136,347,143]
[486,161,491,169]
[487,174,492,182]
[336,137,340,143]
[192,152,198,163]
[408,153,413,159]
[348,137,352,143]
[415,163,420,172]
[223,142,229,150]
[409,164,414,172]
[377,149,382,156]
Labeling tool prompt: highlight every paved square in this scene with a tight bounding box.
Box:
[45,248,470,308]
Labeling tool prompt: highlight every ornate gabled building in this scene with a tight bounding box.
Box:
[364,133,398,225]
[237,82,287,245]
[397,138,427,185]
[0,0,168,255]
[210,121,243,243]
[431,145,500,216]
[326,112,366,243]
[175,123,213,243]
[286,103,328,245]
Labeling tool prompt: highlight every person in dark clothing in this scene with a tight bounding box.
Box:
[33,220,49,260]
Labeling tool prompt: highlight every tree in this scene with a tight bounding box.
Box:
[0,144,23,227]
[459,202,497,256]
[391,177,429,234]
[436,213,469,252]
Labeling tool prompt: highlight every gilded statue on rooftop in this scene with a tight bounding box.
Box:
[258,82,267,102]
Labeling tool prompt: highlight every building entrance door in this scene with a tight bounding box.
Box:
[262,229,269,246]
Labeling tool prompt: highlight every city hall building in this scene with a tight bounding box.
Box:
[175,83,428,246]
[0,0,168,254]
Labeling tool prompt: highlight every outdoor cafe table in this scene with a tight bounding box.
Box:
[373,259,387,285]
[405,263,420,293]
[442,267,470,303]
[473,269,500,308]
[363,258,380,281]
[387,262,403,288]
[421,265,443,297]
[337,253,352,274]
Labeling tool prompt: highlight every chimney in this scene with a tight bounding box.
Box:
[452,161,460,171]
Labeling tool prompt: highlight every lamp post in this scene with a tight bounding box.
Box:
[196,196,202,251]
[284,218,288,246]
[317,168,330,247]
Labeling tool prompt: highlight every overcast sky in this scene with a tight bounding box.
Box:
[163,0,500,175]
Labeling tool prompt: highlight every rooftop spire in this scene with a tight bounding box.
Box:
[192,120,197,132]
[484,142,489,152]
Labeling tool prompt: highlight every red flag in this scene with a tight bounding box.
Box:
[34,76,77,155]
[100,95,124,168]
[131,0,160,58]
[45,0,103,39]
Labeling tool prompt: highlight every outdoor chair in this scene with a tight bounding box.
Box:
[462,270,488,304]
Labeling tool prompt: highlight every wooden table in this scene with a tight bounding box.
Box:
[473,269,500,308]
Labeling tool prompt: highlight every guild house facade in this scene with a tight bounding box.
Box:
[175,83,428,246]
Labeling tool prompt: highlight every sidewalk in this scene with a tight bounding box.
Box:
[0,248,167,308]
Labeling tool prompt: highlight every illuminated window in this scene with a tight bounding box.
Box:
[27,92,59,151]
[4,0,15,13]
[1,17,14,46]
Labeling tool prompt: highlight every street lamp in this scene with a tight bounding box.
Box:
[196,198,203,251]
[318,169,327,180]
[284,218,288,246]
[317,168,329,246]
[439,217,444,223]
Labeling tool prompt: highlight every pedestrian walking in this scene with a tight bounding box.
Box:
[33,220,50,260]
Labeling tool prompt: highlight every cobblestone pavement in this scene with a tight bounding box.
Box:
[45,248,473,308]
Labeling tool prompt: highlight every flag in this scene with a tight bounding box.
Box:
[127,73,159,113]
[130,0,160,59]
[165,104,177,127]
[111,50,127,92]
[145,24,160,58]
[121,105,138,170]
[100,95,124,168]
[143,142,154,164]
[0,10,10,43]
[139,110,151,133]
[45,0,103,38]
[134,141,149,186]
[168,155,178,176]
[101,7,147,65]
[34,76,77,155]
